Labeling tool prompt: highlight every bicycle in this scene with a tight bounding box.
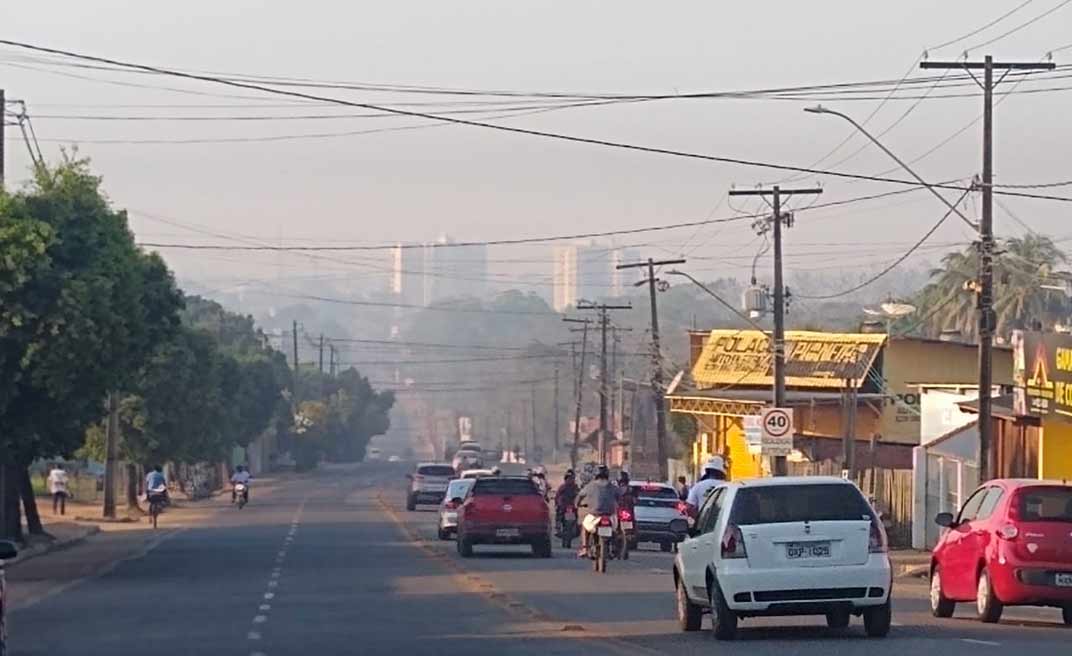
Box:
[148,490,167,529]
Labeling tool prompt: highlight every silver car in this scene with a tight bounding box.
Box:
[437,478,475,540]
[628,482,690,552]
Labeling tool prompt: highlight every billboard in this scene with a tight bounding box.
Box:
[1014,330,1072,423]
[692,330,886,389]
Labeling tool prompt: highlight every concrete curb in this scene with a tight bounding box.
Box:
[6,524,101,568]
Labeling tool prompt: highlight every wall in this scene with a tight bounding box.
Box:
[920,388,979,444]
[1040,420,1072,479]
[882,338,1013,445]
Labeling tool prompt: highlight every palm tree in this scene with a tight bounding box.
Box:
[912,234,1068,340]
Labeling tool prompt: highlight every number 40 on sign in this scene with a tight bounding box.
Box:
[760,407,794,456]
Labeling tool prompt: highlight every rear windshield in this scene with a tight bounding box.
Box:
[1017,486,1072,522]
[446,480,474,497]
[633,486,678,500]
[730,484,872,525]
[472,478,539,496]
[417,465,456,477]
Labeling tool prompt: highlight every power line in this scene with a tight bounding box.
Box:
[4,39,1069,203]
[964,0,1072,53]
[927,0,1037,52]
[795,186,974,300]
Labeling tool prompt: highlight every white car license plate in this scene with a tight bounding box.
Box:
[597,526,614,537]
[786,541,831,559]
[496,528,520,538]
[621,521,634,530]
[1056,573,1072,587]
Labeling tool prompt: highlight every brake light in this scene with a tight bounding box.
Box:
[721,524,747,559]
[599,516,613,527]
[618,509,633,522]
[869,517,888,553]
[998,524,1019,540]
[676,501,689,515]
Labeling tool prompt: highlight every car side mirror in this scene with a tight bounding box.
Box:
[0,539,17,560]
[405,473,413,480]
[935,512,956,528]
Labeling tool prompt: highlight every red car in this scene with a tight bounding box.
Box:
[930,479,1072,624]
[456,476,552,558]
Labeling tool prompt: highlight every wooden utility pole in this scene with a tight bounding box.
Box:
[920,56,1055,482]
[577,302,631,464]
[728,186,821,476]
[102,393,120,519]
[563,318,592,469]
[617,257,685,480]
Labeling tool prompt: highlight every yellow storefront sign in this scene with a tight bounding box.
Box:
[693,330,887,389]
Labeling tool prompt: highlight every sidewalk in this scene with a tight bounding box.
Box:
[890,548,930,578]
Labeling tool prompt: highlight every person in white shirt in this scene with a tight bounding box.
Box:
[685,456,728,517]
[47,463,70,515]
[230,465,252,504]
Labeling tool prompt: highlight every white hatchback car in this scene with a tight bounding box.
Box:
[673,476,892,640]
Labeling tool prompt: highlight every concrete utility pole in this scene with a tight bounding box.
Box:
[530,382,537,462]
[577,302,632,464]
[728,186,821,476]
[292,320,300,372]
[318,334,325,373]
[102,393,120,519]
[618,257,684,480]
[553,363,560,455]
[842,377,858,479]
[920,56,1055,482]
[563,318,592,469]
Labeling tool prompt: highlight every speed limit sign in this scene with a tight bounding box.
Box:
[760,408,794,456]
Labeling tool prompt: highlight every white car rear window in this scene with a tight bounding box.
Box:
[730,484,872,525]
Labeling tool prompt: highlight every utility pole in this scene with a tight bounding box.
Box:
[102,393,120,519]
[530,382,537,463]
[920,56,1055,482]
[1,88,6,190]
[318,334,325,373]
[563,319,592,469]
[329,343,337,376]
[842,377,858,479]
[577,302,632,464]
[618,257,685,480]
[553,362,560,455]
[728,186,821,476]
[292,320,300,373]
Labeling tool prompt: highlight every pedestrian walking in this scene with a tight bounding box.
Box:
[48,463,70,515]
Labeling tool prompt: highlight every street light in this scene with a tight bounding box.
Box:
[803,105,977,230]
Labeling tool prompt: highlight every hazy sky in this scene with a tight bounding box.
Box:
[3,1,1070,300]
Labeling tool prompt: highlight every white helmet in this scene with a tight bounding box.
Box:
[702,455,726,475]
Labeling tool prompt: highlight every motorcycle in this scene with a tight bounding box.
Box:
[590,515,615,573]
[558,504,579,549]
[234,483,249,509]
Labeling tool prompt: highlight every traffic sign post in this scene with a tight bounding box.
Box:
[743,415,763,455]
[760,407,794,457]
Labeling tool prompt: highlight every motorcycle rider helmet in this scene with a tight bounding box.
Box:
[596,464,610,480]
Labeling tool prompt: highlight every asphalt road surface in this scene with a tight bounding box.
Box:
[9,463,1070,655]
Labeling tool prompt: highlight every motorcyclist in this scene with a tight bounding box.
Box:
[553,470,580,532]
[685,456,728,517]
[616,470,635,514]
[574,465,621,557]
[230,465,252,504]
[531,466,549,500]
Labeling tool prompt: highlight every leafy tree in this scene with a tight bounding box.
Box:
[0,157,182,539]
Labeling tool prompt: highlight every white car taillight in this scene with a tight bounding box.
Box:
[721,524,747,559]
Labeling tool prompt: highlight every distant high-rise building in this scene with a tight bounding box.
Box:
[389,242,429,306]
[552,243,640,312]
[389,237,489,307]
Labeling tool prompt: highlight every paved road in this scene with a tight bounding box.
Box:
[8,463,1070,655]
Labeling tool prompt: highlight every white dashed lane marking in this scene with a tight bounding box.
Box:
[245,497,308,653]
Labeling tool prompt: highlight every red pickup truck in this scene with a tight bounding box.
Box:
[456,476,552,558]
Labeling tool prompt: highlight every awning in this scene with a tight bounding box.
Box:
[957,394,1036,423]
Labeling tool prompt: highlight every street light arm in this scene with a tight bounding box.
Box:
[804,105,978,231]
[667,270,768,332]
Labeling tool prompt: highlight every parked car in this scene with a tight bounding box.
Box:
[628,481,690,552]
[674,476,892,640]
[930,479,1072,625]
[438,478,476,540]
[456,476,552,558]
[405,463,456,511]
[451,449,484,474]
